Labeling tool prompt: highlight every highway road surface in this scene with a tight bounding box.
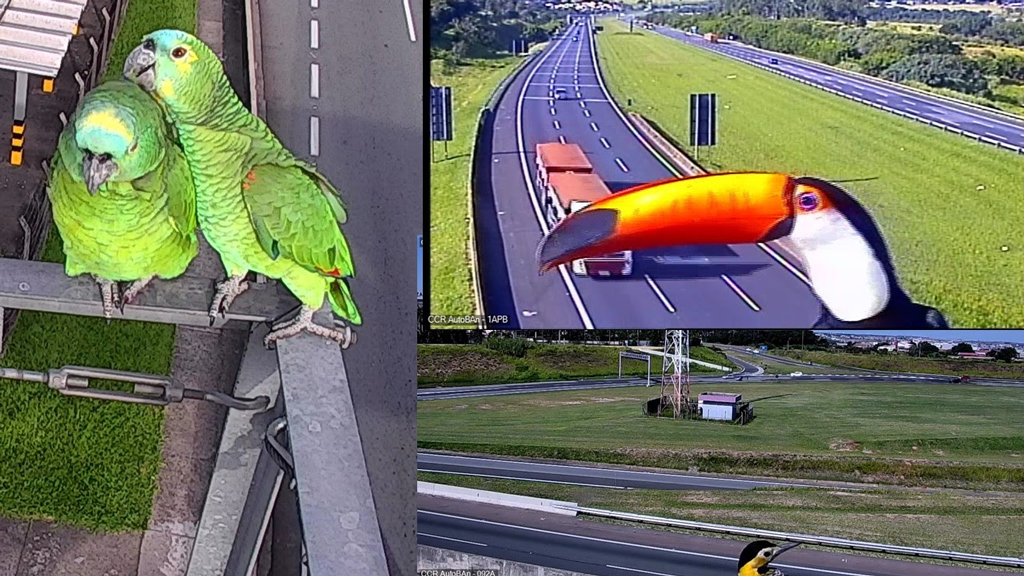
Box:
[418,452,815,490]
[418,498,1008,576]
[259,0,420,572]
[478,20,822,329]
[654,26,1024,153]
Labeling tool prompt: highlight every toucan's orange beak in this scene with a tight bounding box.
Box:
[537,172,797,273]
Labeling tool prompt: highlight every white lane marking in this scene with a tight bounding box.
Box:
[644,275,675,313]
[590,122,599,131]
[986,132,1008,141]
[600,137,610,149]
[615,157,629,172]
[583,109,591,117]
[419,533,487,547]
[401,0,418,42]
[721,275,760,311]
[309,63,320,99]
[311,0,317,7]
[607,566,674,576]
[553,120,561,129]
[550,108,556,115]
[310,19,319,49]
[580,101,587,108]
[309,116,320,156]
[757,243,810,285]
[558,135,566,144]
[514,28,594,329]
[418,512,879,576]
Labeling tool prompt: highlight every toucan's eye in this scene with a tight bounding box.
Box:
[171,46,188,59]
[797,192,820,212]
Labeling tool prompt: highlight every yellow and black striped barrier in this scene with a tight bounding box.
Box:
[42,78,54,94]
[11,121,25,166]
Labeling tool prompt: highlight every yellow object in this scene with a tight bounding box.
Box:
[43,78,54,93]
[12,136,23,148]
[73,24,79,35]
[13,123,24,136]
[10,149,22,166]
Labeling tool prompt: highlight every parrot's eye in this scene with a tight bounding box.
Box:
[797,192,820,212]
[171,47,188,59]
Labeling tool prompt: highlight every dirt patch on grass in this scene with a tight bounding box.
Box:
[830,439,862,451]
[418,348,514,382]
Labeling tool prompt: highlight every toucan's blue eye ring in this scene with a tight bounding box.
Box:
[797,192,819,212]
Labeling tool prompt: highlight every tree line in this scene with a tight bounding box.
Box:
[431,0,561,63]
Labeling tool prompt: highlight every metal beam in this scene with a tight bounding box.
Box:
[0,258,299,327]
[188,325,284,576]
[276,306,388,574]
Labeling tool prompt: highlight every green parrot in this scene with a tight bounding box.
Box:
[48,78,197,319]
[122,30,360,348]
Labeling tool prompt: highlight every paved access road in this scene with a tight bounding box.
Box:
[478,20,821,329]
[655,26,1024,152]
[259,0,420,572]
[418,498,1008,576]
[417,452,814,490]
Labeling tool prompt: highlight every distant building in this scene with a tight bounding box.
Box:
[698,392,744,421]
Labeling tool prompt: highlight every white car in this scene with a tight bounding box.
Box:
[554,88,569,100]
[790,371,803,377]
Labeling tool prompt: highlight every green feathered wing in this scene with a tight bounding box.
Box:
[47,80,197,282]
[238,130,360,324]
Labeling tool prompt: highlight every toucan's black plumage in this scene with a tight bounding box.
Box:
[795,177,948,329]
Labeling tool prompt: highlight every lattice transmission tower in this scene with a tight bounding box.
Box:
[659,330,691,418]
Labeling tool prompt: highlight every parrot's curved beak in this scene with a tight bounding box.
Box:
[536,172,796,273]
[124,42,157,91]
[83,153,116,196]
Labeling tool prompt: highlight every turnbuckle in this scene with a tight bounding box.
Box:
[0,365,270,411]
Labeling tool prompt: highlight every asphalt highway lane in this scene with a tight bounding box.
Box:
[655,27,1024,151]
[417,498,1009,576]
[480,21,822,329]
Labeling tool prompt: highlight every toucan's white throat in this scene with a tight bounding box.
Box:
[787,208,890,322]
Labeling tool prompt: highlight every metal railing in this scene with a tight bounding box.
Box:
[573,506,1024,569]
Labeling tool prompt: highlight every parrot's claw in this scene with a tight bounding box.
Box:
[263,305,357,349]
[97,278,121,321]
[208,275,250,324]
[120,276,155,314]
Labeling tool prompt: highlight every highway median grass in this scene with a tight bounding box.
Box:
[429,57,522,320]
[418,381,1024,489]
[418,342,733,387]
[0,1,195,531]
[419,472,1024,559]
[777,349,1024,378]
[595,19,1024,327]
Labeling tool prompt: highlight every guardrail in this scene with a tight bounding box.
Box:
[419,481,578,516]
[464,51,539,328]
[573,506,1024,569]
[659,28,1024,155]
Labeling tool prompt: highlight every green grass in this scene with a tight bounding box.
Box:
[777,349,1024,378]
[429,57,522,319]
[418,342,733,387]
[419,381,1024,488]
[103,0,199,81]
[420,472,1024,558]
[0,0,196,532]
[595,19,1024,328]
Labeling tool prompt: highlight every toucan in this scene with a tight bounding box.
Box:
[536,172,948,328]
